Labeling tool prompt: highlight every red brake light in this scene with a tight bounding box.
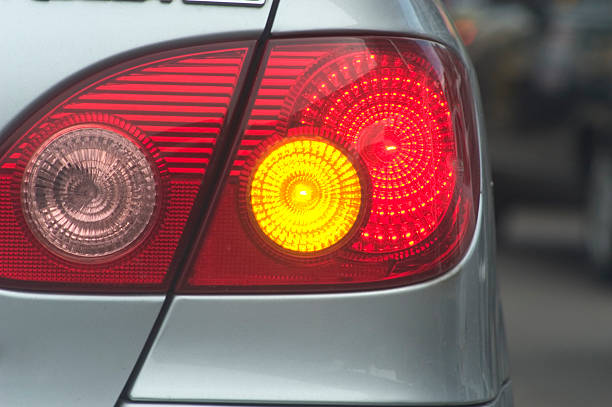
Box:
[0,43,250,291]
[180,37,479,292]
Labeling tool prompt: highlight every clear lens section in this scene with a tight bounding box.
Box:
[22,126,158,259]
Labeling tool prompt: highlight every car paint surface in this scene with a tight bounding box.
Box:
[0,292,162,407]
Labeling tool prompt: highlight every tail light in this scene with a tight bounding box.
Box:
[180,37,479,293]
[0,43,251,291]
[1,36,477,294]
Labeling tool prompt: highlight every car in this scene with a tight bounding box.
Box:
[0,1,511,406]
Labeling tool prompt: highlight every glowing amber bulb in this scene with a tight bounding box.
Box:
[249,138,362,253]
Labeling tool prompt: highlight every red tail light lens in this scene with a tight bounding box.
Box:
[181,37,479,292]
[0,43,250,291]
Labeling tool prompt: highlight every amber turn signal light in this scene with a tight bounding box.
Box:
[244,132,364,255]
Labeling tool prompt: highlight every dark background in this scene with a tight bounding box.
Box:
[444,0,612,405]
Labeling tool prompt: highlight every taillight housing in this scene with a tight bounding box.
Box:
[1,36,478,294]
[180,37,479,293]
[0,43,251,292]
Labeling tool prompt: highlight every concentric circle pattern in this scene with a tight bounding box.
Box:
[290,49,457,255]
[22,126,159,259]
[249,138,362,253]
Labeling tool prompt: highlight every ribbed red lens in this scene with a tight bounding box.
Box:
[181,37,479,292]
[286,45,456,257]
[0,43,250,291]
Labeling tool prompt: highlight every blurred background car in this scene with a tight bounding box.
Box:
[444,0,612,406]
[447,0,612,271]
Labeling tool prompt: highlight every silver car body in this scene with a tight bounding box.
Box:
[0,1,511,406]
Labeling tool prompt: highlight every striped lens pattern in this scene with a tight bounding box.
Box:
[0,44,250,291]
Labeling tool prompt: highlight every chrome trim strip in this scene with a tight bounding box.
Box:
[183,0,265,6]
[120,381,513,407]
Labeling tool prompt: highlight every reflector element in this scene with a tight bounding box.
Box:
[248,137,362,253]
[22,125,158,259]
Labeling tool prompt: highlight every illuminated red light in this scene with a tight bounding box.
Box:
[182,37,479,292]
[293,61,457,255]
